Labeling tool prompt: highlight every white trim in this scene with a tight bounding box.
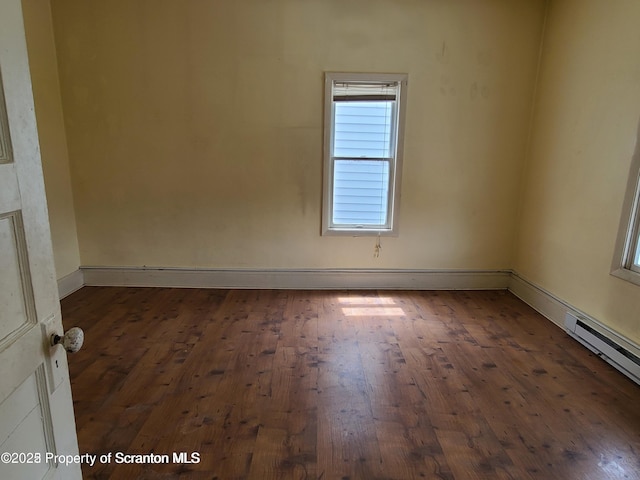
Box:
[322,72,408,236]
[57,269,84,299]
[81,266,510,290]
[611,266,640,286]
[507,272,568,329]
[509,272,640,357]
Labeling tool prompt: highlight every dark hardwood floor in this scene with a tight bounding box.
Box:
[61,287,640,480]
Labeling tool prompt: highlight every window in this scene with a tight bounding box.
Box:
[612,132,640,285]
[630,198,640,273]
[322,72,407,235]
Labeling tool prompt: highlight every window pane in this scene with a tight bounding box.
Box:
[634,232,640,267]
[333,159,389,226]
[334,101,393,158]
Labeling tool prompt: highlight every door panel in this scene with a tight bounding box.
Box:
[0,1,81,479]
[0,211,37,347]
[0,367,56,479]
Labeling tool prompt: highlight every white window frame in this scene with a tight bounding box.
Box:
[322,72,408,236]
[611,125,640,285]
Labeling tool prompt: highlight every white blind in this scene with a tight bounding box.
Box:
[333,82,398,101]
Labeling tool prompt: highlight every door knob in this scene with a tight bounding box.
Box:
[51,327,84,353]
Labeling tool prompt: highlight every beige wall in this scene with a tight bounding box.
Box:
[48,0,545,270]
[21,0,80,279]
[514,0,640,343]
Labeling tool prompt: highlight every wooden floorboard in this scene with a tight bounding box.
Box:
[61,288,640,480]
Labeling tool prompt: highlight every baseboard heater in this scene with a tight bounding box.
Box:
[565,312,640,385]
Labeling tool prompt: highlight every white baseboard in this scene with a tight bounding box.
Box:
[509,272,640,384]
[57,269,84,299]
[509,271,640,357]
[507,272,569,329]
[81,266,511,290]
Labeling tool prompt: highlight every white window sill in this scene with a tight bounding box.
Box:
[611,267,640,287]
[322,227,398,237]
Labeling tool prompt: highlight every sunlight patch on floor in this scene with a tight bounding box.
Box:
[338,296,406,317]
[337,297,397,305]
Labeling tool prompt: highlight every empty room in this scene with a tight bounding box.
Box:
[1,0,640,479]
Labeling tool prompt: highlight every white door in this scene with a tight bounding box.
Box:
[0,1,81,479]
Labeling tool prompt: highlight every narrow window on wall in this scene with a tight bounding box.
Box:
[322,72,408,236]
[622,175,640,274]
[612,134,640,285]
